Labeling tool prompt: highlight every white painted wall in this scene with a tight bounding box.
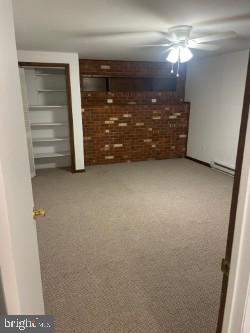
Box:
[242,276,250,333]
[17,50,85,171]
[186,50,249,168]
[0,0,44,314]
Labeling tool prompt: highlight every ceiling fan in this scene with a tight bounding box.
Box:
[140,25,237,76]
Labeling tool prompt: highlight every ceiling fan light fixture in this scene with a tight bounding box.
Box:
[166,47,179,63]
[166,46,193,64]
[179,46,193,63]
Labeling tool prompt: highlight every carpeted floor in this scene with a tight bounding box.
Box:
[32,158,233,333]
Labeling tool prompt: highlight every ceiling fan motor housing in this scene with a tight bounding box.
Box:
[168,25,192,43]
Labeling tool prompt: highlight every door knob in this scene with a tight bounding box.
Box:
[33,208,46,219]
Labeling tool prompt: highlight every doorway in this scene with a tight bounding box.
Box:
[16,53,249,332]
[18,62,76,173]
[216,52,250,332]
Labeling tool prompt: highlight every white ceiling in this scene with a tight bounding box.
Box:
[13,0,250,61]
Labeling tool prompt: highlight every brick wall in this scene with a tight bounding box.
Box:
[83,103,189,165]
[80,59,189,166]
[82,91,179,106]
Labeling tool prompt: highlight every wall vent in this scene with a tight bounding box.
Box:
[210,161,235,176]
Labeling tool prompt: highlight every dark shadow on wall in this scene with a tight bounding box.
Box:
[0,270,7,314]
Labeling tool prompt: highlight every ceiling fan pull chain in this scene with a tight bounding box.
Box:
[176,62,180,77]
[176,48,180,77]
[171,63,174,74]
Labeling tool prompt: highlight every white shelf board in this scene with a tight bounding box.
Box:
[35,73,65,77]
[34,152,70,159]
[31,122,68,127]
[32,137,69,142]
[37,89,66,93]
[21,65,65,69]
[29,105,67,109]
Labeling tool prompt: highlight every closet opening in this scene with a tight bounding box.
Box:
[18,62,76,174]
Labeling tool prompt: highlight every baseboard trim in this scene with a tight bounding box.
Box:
[72,168,85,173]
[185,156,211,168]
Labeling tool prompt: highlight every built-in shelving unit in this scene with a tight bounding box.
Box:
[23,66,71,170]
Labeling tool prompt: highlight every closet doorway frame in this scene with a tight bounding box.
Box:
[18,61,76,172]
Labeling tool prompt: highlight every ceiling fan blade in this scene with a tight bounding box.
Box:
[161,47,173,55]
[196,14,250,29]
[188,41,219,50]
[74,31,167,39]
[136,43,173,48]
[191,31,237,44]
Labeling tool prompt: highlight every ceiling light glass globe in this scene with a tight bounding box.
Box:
[166,46,193,64]
[166,47,179,64]
[179,46,193,63]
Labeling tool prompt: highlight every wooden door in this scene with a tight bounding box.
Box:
[0,0,44,314]
[216,52,250,332]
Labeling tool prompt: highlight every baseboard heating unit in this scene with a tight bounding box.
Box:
[210,161,235,176]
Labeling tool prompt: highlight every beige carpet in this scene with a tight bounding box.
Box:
[33,158,233,333]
